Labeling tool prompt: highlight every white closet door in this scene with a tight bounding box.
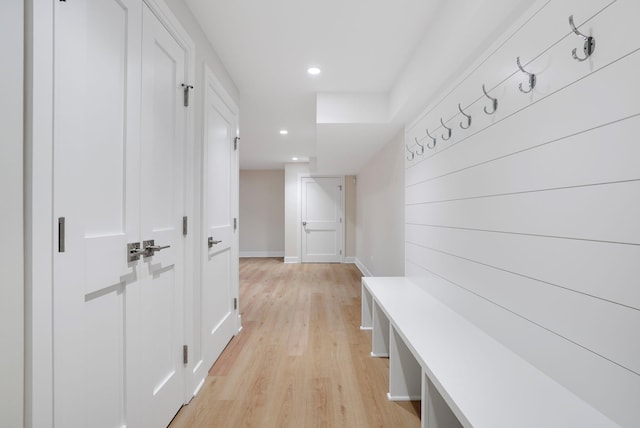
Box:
[301,177,343,263]
[200,70,239,374]
[136,4,187,426]
[53,1,189,427]
[52,0,141,427]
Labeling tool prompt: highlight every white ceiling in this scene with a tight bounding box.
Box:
[184,0,534,173]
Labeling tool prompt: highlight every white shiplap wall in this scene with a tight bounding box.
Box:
[404,0,640,425]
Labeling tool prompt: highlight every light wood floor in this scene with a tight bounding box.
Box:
[169,258,420,427]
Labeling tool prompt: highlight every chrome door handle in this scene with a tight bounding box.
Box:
[208,237,222,248]
[128,242,145,262]
[143,239,170,257]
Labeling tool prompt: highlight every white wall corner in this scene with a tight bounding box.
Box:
[354,258,373,277]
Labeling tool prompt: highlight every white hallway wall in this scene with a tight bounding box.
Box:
[1,1,24,426]
[239,170,285,257]
[355,132,405,276]
[404,0,640,425]
[284,163,310,262]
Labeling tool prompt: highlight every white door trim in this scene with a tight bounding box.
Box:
[26,1,56,425]
[297,174,345,263]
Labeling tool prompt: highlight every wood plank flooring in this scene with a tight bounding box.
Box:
[169,258,420,428]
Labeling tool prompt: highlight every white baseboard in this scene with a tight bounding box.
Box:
[192,377,206,398]
[284,256,299,264]
[236,314,242,335]
[371,352,389,358]
[343,256,356,264]
[239,251,284,258]
[387,393,421,402]
[354,258,373,277]
[360,326,372,331]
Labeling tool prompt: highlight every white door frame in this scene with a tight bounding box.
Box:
[185,63,241,400]
[25,0,195,424]
[1,2,24,426]
[297,174,345,263]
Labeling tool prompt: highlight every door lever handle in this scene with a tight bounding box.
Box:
[143,239,170,257]
[208,237,222,248]
[128,242,145,262]
[302,221,307,226]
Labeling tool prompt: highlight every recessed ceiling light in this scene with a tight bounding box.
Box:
[280,129,288,135]
[307,67,321,75]
[292,157,299,161]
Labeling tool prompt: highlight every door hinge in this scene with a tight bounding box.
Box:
[338,184,342,191]
[233,217,237,231]
[182,216,188,236]
[233,297,238,310]
[234,137,240,151]
[340,249,343,255]
[58,217,65,252]
[340,217,342,223]
[181,84,193,107]
[183,345,188,365]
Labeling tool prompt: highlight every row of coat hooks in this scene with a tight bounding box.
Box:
[407,14,595,161]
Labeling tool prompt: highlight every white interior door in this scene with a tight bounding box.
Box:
[301,177,344,263]
[137,4,186,426]
[53,0,141,426]
[196,69,239,380]
[53,2,188,427]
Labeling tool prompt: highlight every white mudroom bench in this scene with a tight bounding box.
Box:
[360,276,617,428]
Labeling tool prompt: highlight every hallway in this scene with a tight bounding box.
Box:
[169,259,420,427]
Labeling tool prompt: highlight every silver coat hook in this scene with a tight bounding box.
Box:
[414,137,425,155]
[569,15,595,61]
[458,103,471,129]
[406,144,415,161]
[425,128,436,149]
[440,118,452,141]
[516,56,536,94]
[482,84,497,115]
